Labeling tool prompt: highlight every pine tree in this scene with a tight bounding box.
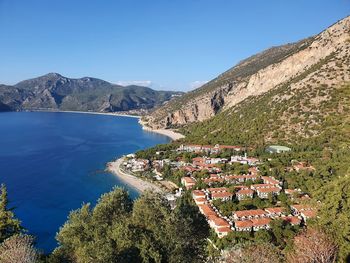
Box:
[0,184,22,243]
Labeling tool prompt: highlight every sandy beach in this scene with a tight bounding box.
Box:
[106,157,162,193]
[138,119,185,141]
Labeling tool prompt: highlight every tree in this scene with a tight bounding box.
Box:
[53,188,209,263]
[0,184,22,243]
[0,234,38,263]
[287,228,338,263]
[223,242,283,263]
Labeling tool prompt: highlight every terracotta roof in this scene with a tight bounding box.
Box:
[251,183,274,189]
[256,187,281,193]
[192,190,206,198]
[251,218,271,226]
[212,192,234,199]
[219,145,242,149]
[261,176,280,185]
[265,207,286,214]
[210,216,231,227]
[198,204,216,217]
[216,226,232,233]
[234,209,267,218]
[194,197,207,203]
[235,220,253,228]
[301,210,317,218]
[207,187,228,193]
[182,177,196,184]
[283,216,301,225]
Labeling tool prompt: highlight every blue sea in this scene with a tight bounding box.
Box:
[0,111,170,252]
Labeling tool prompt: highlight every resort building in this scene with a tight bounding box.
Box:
[233,209,268,221]
[236,188,254,200]
[181,177,196,189]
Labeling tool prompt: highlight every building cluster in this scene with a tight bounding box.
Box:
[124,144,317,239]
[122,158,150,172]
[191,183,316,238]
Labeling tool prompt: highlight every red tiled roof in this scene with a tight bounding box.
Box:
[207,187,228,193]
[283,216,301,225]
[251,218,271,226]
[261,176,280,185]
[212,192,233,199]
[210,216,231,227]
[256,187,281,193]
[265,207,285,214]
[182,177,196,184]
[235,220,253,228]
[216,226,232,233]
[198,204,216,217]
[301,210,317,218]
[192,190,206,198]
[251,183,274,189]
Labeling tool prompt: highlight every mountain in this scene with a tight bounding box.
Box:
[0,73,183,113]
[144,16,350,129]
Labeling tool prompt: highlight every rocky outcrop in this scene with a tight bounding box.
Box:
[146,16,350,129]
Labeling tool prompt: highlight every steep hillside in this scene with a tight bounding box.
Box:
[0,73,183,112]
[145,16,350,129]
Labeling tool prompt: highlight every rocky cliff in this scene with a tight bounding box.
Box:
[145,16,350,129]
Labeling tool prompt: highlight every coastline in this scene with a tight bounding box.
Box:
[28,109,141,119]
[106,157,162,193]
[138,119,185,141]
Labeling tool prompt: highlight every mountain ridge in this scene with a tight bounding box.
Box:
[144,15,350,129]
[0,73,183,113]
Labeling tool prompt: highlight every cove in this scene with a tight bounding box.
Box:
[0,111,170,252]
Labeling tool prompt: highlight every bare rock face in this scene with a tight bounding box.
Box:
[146,16,350,129]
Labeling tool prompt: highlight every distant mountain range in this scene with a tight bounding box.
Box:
[0,73,183,113]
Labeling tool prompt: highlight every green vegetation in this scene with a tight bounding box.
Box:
[0,73,183,112]
[49,187,209,263]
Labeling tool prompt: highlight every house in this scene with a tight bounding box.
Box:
[181,177,196,189]
[207,187,229,193]
[178,144,202,153]
[192,190,206,204]
[265,207,286,218]
[203,177,225,185]
[236,189,254,201]
[261,176,281,186]
[234,220,253,231]
[211,191,234,201]
[300,210,317,221]
[290,204,315,216]
[233,209,268,221]
[292,161,316,172]
[250,184,275,190]
[282,216,302,226]
[215,226,232,238]
[251,218,271,231]
[197,204,216,218]
[192,190,206,199]
[256,187,281,199]
[208,215,232,238]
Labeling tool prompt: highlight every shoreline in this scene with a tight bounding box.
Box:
[106,157,162,193]
[27,109,141,119]
[138,119,185,141]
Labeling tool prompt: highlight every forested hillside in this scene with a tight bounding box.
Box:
[0,73,183,113]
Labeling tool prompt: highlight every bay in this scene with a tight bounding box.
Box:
[0,111,170,252]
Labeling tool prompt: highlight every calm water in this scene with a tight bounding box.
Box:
[0,112,170,252]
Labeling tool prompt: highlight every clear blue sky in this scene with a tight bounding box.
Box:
[0,0,349,91]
